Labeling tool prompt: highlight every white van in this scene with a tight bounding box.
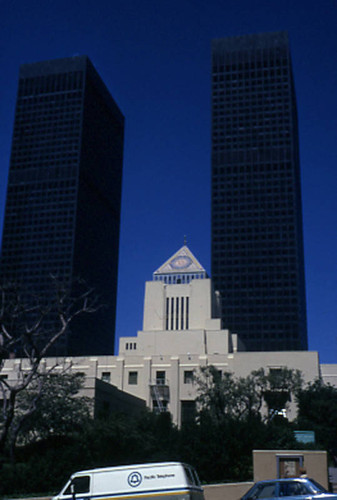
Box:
[52,462,204,500]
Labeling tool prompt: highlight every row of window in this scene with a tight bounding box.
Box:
[212,143,291,152]
[213,111,290,121]
[221,298,300,308]
[212,151,293,165]
[15,111,82,125]
[213,182,294,193]
[214,123,291,132]
[2,255,73,267]
[125,342,136,351]
[11,149,80,161]
[213,83,289,94]
[16,106,82,119]
[213,71,289,82]
[213,185,294,194]
[213,212,295,222]
[165,296,189,331]
[18,72,83,95]
[153,274,204,284]
[212,91,290,102]
[2,269,71,280]
[18,89,83,103]
[101,370,194,386]
[214,280,300,292]
[213,162,294,173]
[212,57,289,72]
[8,179,76,191]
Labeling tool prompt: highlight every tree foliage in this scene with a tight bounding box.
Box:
[15,372,92,446]
[195,367,263,422]
[195,365,303,423]
[0,364,317,497]
[296,379,337,463]
[0,411,180,496]
[180,365,304,482]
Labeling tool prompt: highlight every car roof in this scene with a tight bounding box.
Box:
[255,478,311,483]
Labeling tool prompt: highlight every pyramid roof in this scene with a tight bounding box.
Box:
[153,245,206,276]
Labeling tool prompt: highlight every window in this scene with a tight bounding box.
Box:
[249,482,277,499]
[277,455,303,479]
[152,399,168,413]
[128,371,138,385]
[125,342,136,350]
[64,476,90,495]
[184,466,195,485]
[184,371,194,384]
[101,372,111,383]
[181,401,196,425]
[279,481,310,497]
[156,371,166,385]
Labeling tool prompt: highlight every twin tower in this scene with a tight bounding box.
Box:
[0,31,307,357]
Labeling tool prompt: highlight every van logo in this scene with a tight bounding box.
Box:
[128,472,142,487]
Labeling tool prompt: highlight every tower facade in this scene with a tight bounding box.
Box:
[0,56,124,355]
[211,32,307,351]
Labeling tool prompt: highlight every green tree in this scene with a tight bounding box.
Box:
[195,366,265,423]
[260,367,303,420]
[195,365,302,423]
[188,365,303,483]
[0,410,180,496]
[296,379,337,463]
[15,372,92,446]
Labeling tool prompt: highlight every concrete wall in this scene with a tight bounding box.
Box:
[142,279,221,332]
[204,482,253,500]
[11,483,254,500]
[1,346,324,427]
[320,364,337,388]
[253,450,328,489]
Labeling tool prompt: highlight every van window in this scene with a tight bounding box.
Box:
[184,466,195,486]
[191,468,201,487]
[64,476,90,495]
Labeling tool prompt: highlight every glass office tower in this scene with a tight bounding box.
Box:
[0,56,124,355]
[211,32,307,351]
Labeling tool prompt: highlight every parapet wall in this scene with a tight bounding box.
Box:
[204,482,253,500]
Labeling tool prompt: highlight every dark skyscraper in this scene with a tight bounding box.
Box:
[0,56,124,356]
[211,32,307,351]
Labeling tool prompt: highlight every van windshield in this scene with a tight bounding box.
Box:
[191,468,201,487]
[63,476,90,495]
[184,466,200,486]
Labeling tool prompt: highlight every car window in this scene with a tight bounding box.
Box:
[250,483,277,499]
[307,479,327,494]
[279,481,310,497]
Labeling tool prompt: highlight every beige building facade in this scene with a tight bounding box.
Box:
[2,246,336,425]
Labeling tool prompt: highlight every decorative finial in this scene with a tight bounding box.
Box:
[184,235,187,246]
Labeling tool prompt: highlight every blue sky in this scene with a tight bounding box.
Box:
[0,0,336,363]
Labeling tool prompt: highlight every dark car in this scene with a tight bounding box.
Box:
[241,478,337,500]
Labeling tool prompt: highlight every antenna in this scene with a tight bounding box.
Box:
[184,235,187,246]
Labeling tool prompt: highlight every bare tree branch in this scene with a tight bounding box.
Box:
[0,276,99,459]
